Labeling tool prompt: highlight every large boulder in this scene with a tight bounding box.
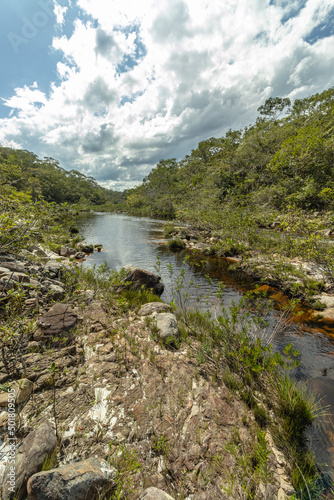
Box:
[27,457,117,500]
[2,420,57,500]
[139,487,175,500]
[122,268,164,296]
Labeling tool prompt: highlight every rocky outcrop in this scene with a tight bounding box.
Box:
[2,420,57,500]
[27,457,116,500]
[0,246,296,500]
[122,267,164,296]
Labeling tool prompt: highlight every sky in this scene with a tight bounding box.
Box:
[0,0,333,191]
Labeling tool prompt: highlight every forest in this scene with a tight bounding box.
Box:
[125,87,334,224]
[0,147,124,208]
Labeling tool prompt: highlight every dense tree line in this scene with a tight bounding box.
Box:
[0,147,124,207]
[125,87,334,221]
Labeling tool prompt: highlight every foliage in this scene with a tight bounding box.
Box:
[171,271,326,497]
[124,86,334,232]
[0,146,124,208]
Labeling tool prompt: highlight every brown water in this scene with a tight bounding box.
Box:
[77,212,334,486]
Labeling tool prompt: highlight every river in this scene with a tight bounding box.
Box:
[76,212,334,484]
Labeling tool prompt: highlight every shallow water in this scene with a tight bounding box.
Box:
[77,212,334,481]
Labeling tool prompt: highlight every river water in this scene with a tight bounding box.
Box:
[77,212,334,483]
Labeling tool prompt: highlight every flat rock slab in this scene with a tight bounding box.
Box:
[27,457,116,500]
[139,487,175,500]
[36,303,77,338]
[138,302,172,316]
[2,420,57,500]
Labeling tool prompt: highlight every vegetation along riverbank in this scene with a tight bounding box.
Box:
[1,86,334,499]
[125,87,334,328]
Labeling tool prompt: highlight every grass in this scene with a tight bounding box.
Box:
[174,292,329,498]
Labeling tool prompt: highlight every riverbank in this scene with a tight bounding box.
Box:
[163,219,334,334]
[0,223,332,499]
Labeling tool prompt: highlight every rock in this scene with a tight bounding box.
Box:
[2,420,57,500]
[154,313,180,344]
[139,487,175,500]
[74,252,86,260]
[0,262,26,273]
[31,246,48,258]
[76,242,94,253]
[0,266,11,274]
[27,457,117,500]
[0,379,34,407]
[36,303,78,341]
[60,246,77,258]
[48,284,66,300]
[94,245,103,252]
[123,267,164,296]
[138,302,172,316]
[25,298,39,311]
[82,290,95,304]
[43,261,63,279]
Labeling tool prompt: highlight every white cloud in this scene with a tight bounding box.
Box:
[54,1,68,26]
[0,0,334,190]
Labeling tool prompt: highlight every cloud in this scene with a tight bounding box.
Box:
[0,0,334,190]
[54,1,68,26]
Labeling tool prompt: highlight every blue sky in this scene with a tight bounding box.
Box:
[0,0,334,190]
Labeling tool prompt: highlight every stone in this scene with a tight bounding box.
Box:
[27,457,117,500]
[43,261,63,279]
[76,242,94,253]
[139,487,175,500]
[0,266,11,274]
[123,267,164,296]
[0,379,34,407]
[31,246,48,258]
[74,252,86,260]
[154,313,180,343]
[36,303,77,340]
[2,420,57,500]
[138,302,172,316]
[12,272,30,283]
[60,246,77,258]
[25,298,39,310]
[0,262,26,273]
[48,284,66,300]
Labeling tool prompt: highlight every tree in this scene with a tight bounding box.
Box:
[258,97,291,120]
